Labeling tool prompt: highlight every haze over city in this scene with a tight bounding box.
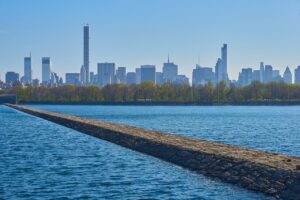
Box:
[1,0,300,81]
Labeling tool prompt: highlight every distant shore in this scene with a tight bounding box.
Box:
[3,81,300,106]
[19,100,300,106]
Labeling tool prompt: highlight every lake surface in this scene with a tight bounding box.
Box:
[2,105,300,199]
[31,105,300,157]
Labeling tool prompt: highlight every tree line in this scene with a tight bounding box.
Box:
[5,81,300,104]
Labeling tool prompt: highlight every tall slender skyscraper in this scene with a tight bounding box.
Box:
[83,24,90,84]
[259,62,264,83]
[221,44,227,78]
[215,58,223,83]
[24,54,32,84]
[42,57,51,85]
[215,44,229,84]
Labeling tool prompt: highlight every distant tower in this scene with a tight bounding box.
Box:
[162,55,178,83]
[215,44,229,84]
[221,44,228,82]
[83,24,90,84]
[215,58,223,84]
[24,53,32,84]
[259,62,264,83]
[42,57,51,85]
[140,65,156,83]
[80,65,86,83]
[295,66,300,84]
[283,66,292,84]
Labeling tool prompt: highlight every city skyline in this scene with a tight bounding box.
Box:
[1,0,300,81]
[2,23,300,87]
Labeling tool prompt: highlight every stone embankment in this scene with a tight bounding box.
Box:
[6,104,300,200]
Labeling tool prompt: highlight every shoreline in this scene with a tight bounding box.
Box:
[17,101,300,106]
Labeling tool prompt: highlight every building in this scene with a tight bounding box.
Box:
[126,72,136,85]
[140,65,156,83]
[215,44,229,84]
[162,57,178,83]
[32,79,40,86]
[42,57,51,85]
[238,68,253,87]
[50,72,58,85]
[90,72,98,85]
[24,55,32,84]
[135,68,141,84]
[283,66,292,84]
[252,70,261,81]
[192,65,214,86]
[5,72,19,85]
[173,75,189,85]
[97,63,115,86]
[264,65,273,83]
[215,58,223,84]
[116,67,126,84]
[80,65,86,83]
[83,24,90,83]
[259,62,264,83]
[221,44,228,82]
[272,70,282,82]
[65,73,80,85]
[155,72,163,85]
[295,66,300,84]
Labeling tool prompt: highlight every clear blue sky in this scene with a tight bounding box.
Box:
[1,0,300,81]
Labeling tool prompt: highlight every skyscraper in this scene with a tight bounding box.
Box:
[97,63,115,86]
[66,73,80,85]
[264,65,273,83]
[155,72,163,85]
[173,75,189,85]
[215,58,223,84]
[215,44,229,84]
[140,65,156,83]
[221,44,228,82]
[238,68,253,87]
[283,66,292,84]
[126,72,136,85]
[80,65,86,83]
[162,57,178,83]
[116,67,126,84]
[192,65,214,86]
[42,57,51,84]
[259,62,264,83]
[83,24,90,84]
[5,72,19,85]
[24,54,32,84]
[295,66,300,84]
[135,68,141,84]
[270,70,283,82]
[252,70,261,81]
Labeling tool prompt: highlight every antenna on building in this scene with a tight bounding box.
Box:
[167,53,170,63]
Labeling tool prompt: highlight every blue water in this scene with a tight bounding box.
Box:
[30,105,300,157]
[2,105,299,200]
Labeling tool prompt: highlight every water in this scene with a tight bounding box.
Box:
[2,105,299,200]
[30,105,300,157]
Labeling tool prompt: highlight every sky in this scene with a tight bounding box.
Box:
[1,0,300,81]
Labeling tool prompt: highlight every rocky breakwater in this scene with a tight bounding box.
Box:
[6,104,300,200]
